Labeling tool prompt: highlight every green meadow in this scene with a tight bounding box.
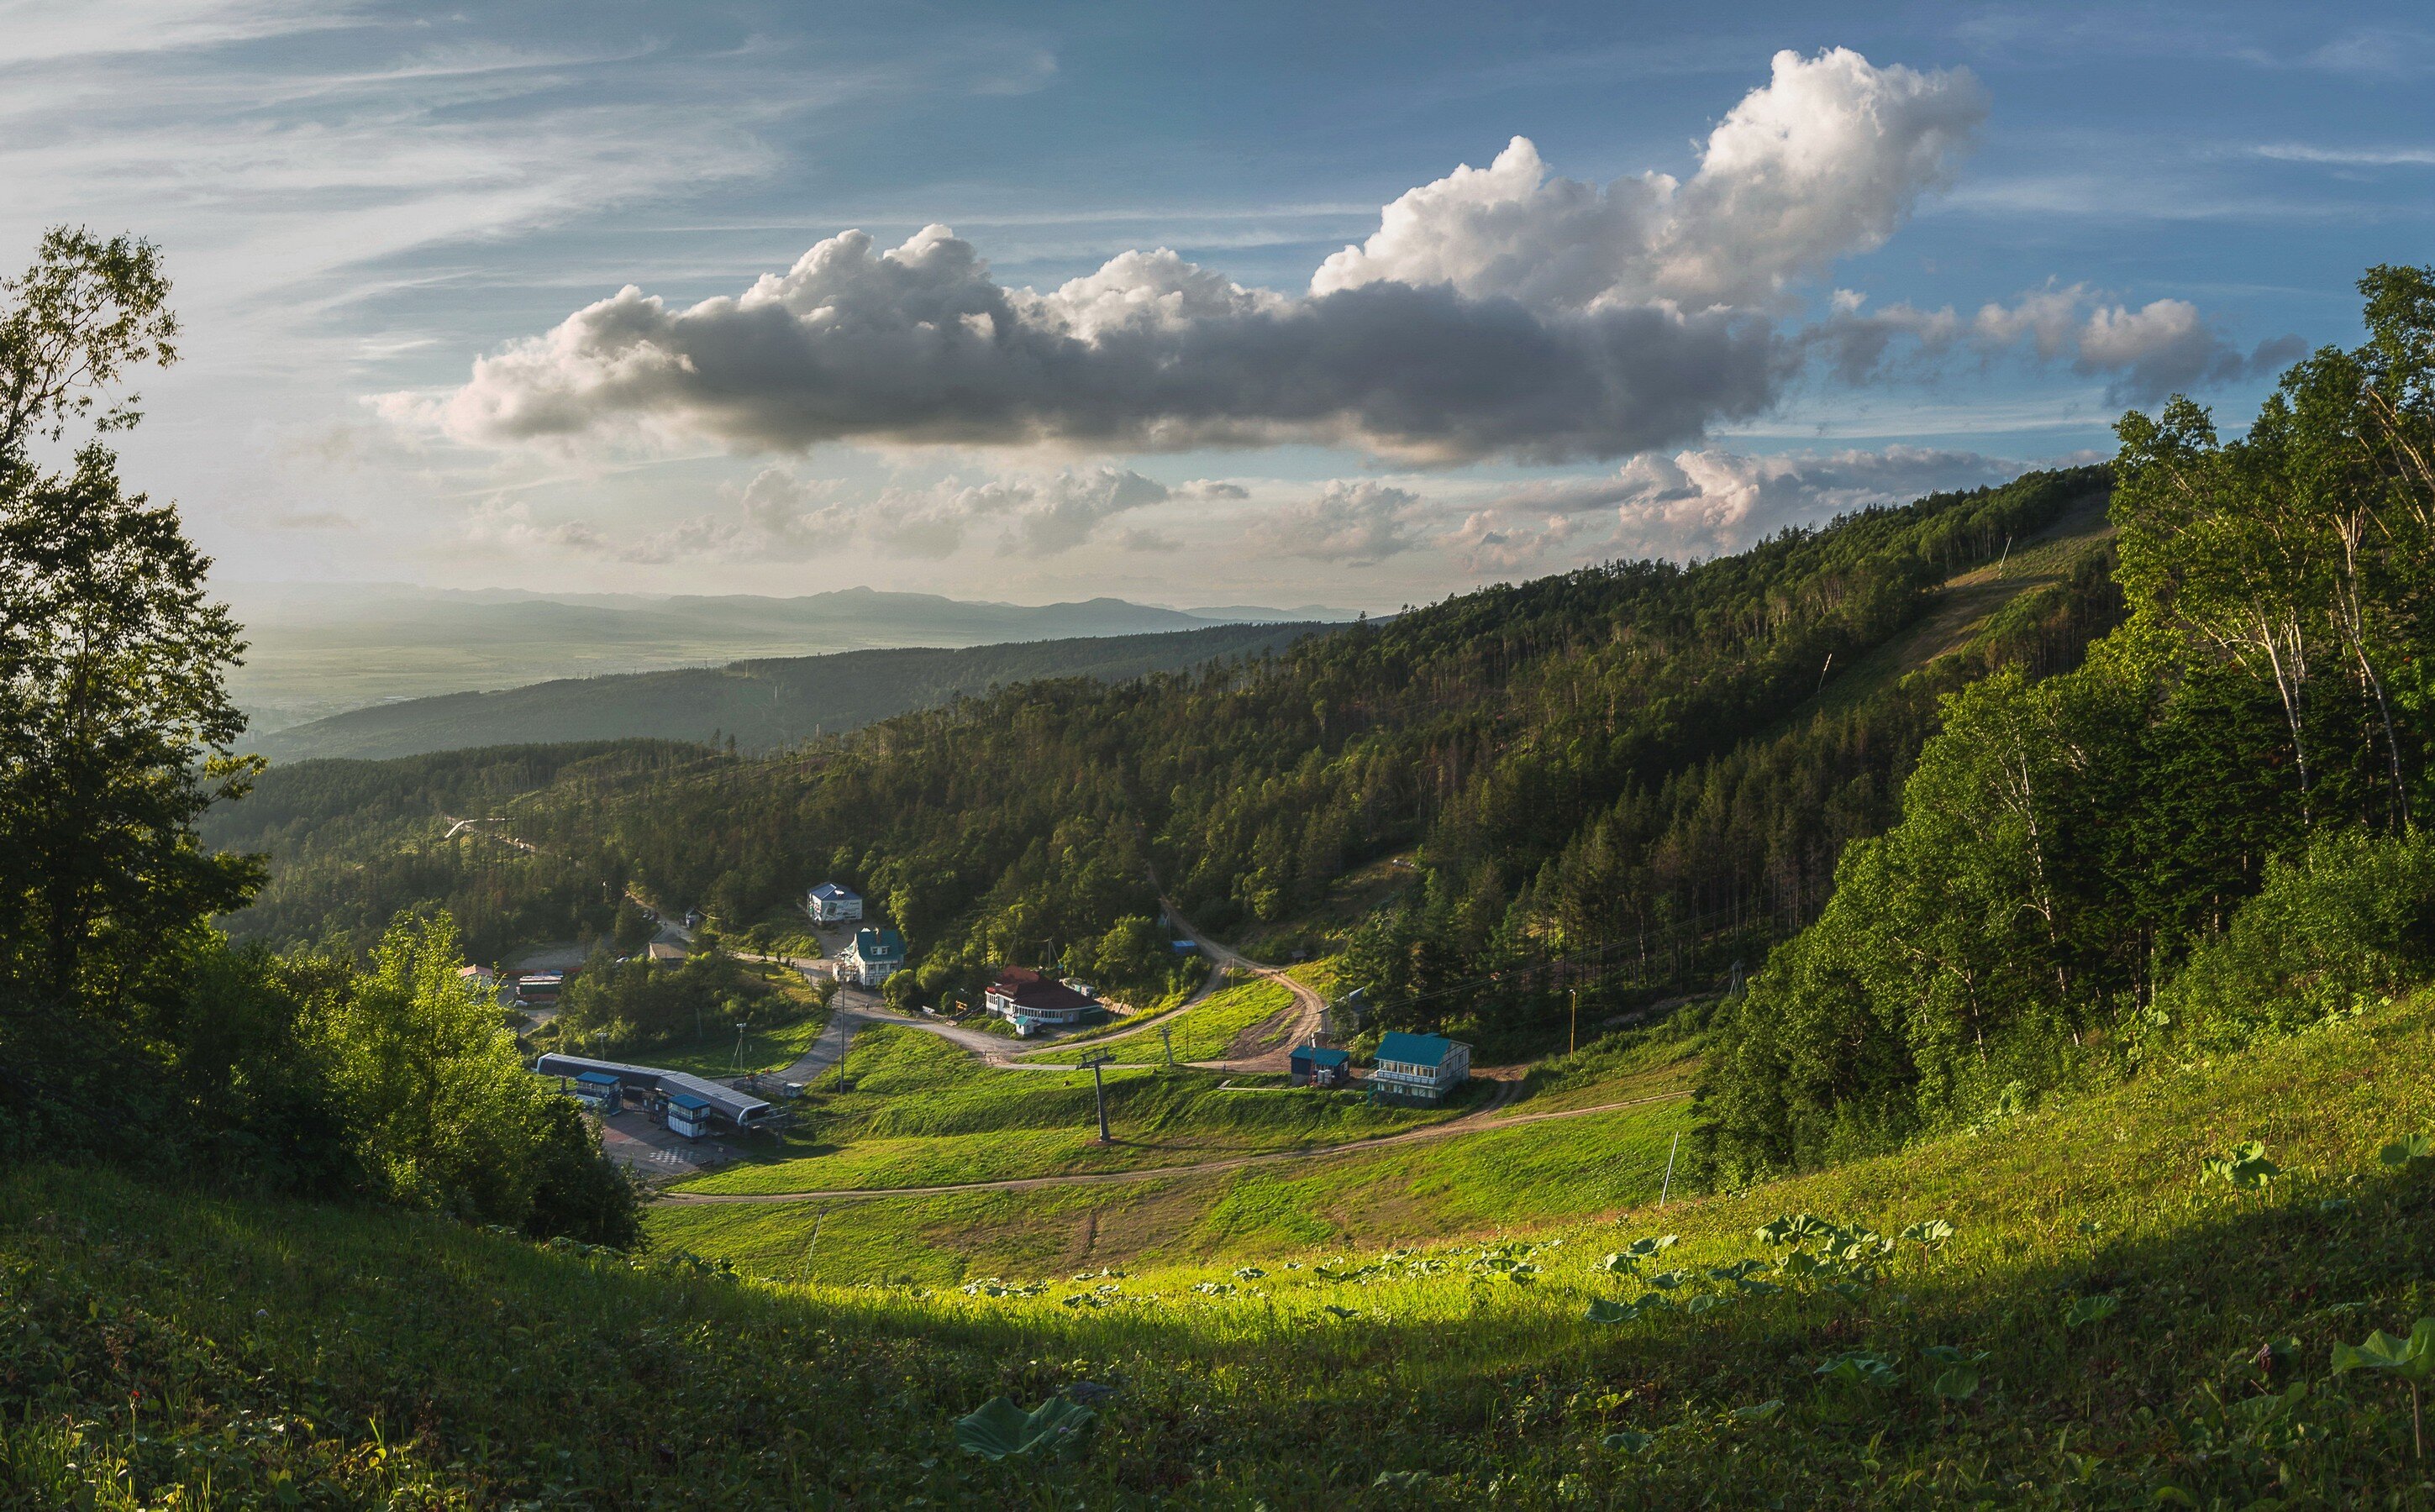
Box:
[672,1026,1465,1197]
[12,993,2435,1507]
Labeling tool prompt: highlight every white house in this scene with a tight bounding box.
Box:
[807,882,864,923]
[1368,1032,1472,1102]
[836,927,906,986]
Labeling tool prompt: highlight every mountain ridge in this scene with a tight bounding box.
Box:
[251,619,1338,763]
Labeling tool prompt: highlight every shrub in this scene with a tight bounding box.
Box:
[2158,828,2435,1050]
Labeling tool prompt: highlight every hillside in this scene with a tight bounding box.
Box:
[12,990,2432,1507]
[483,467,2121,1053]
[253,620,1337,762]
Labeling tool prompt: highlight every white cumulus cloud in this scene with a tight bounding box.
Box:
[398,49,2007,468]
[1312,48,1986,311]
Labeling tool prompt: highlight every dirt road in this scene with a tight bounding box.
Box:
[658,1084,1687,1205]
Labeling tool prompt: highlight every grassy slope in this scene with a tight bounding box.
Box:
[1807,489,2116,722]
[672,1026,1464,1197]
[10,996,2435,1507]
[1023,975,1300,1063]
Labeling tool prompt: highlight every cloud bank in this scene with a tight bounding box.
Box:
[1480,444,2039,560]
[409,48,1991,465]
[1813,284,2308,403]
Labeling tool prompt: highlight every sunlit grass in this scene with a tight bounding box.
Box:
[14,994,2435,1505]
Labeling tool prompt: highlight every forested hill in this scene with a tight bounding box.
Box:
[252,620,1332,763]
[480,465,2117,1037]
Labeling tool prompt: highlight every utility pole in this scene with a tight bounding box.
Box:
[1079,1051,1115,1144]
[1569,988,1579,1057]
[1158,1024,1174,1068]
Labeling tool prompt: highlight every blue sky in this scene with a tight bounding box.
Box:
[5,0,2430,611]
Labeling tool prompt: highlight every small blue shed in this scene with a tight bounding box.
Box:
[1289,1045,1352,1088]
[666,1092,713,1140]
[571,1070,623,1112]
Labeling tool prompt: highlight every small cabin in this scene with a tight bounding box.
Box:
[1289,1044,1352,1088]
[570,1070,623,1113]
[1368,1032,1472,1103]
[665,1092,713,1140]
[513,971,564,1006]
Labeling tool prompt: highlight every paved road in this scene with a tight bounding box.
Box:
[658,1084,1687,1205]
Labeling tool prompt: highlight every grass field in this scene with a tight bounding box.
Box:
[671,1026,1464,1197]
[1026,974,1302,1064]
[12,993,2435,1506]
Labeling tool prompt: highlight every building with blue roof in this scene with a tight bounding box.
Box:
[807,881,863,923]
[1288,1043,1352,1088]
[665,1092,712,1139]
[571,1070,623,1112]
[1368,1031,1471,1102]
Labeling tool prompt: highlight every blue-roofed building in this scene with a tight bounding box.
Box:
[665,1092,713,1140]
[1289,1043,1352,1088]
[807,881,864,923]
[1368,1032,1471,1102]
[570,1070,623,1112]
[838,927,907,987]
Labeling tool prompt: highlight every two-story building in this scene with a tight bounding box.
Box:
[807,882,864,924]
[983,967,1100,1035]
[836,927,906,987]
[1367,1031,1471,1103]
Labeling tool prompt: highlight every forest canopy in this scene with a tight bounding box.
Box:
[1695,265,2435,1180]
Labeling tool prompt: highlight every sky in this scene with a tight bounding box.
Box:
[6,1,2432,614]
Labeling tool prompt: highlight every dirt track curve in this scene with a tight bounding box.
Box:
[657,1085,1689,1205]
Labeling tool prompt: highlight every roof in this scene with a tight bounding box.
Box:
[809,882,860,900]
[1290,1046,1352,1067]
[520,971,564,985]
[533,1053,774,1124]
[988,967,1093,1014]
[667,1093,711,1111]
[1375,1032,1462,1066]
[849,927,905,962]
[646,941,686,960]
[573,1071,621,1088]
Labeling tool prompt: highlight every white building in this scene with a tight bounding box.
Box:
[807,882,864,923]
[836,927,906,986]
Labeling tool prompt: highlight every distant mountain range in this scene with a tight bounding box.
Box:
[251,620,1339,763]
[220,582,1358,733]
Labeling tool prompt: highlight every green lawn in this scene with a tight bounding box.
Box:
[15,994,2435,1506]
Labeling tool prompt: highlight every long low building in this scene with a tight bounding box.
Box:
[533,1053,781,1131]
